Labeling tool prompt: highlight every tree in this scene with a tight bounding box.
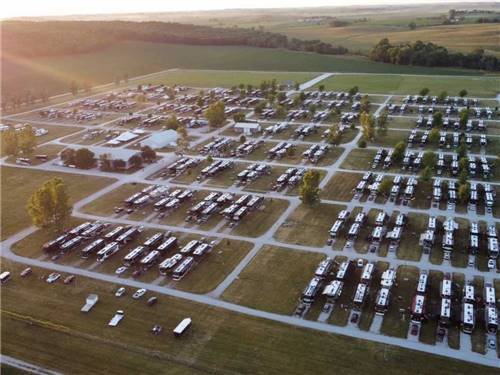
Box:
[357,138,367,148]
[360,95,370,113]
[128,154,143,169]
[166,114,181,130]
[392,141,406,163]
[432,111,443,128]
[420,166,433,183]
[422,151,436,169]
[458,183,470,204]
[376,110,388,136]
[348,86,359,97]
[318,84,325,92]
[254,101,267,115]
[113,159,126,170]
[233,112,246,122]
[360,112,375,141]
[27,177,72,232]
[18,124,37,155]
[206,155,214,164]
[408,22,417,30]
[327,128,342,145]
[99,153,112,171]
[378,179,392,196]
[458,169,468,185]
[60,148,76,165]
[428,128,440,145]
[459,89,468,98]
[459,109,469,129]
[299,170,321,206]
[141,146,156,162]
[3,128,18,156]
[457,138,467,159]
[75,148,95,169]
[239,135,247,144]
[308,103,317,117]
[438,91,448,102]
[419,88,430,96]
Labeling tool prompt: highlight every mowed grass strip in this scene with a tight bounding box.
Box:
[0,166,115,240]
[322,171,362,201]
[317,74,500,97]
[1,260,495,375]
[274,203,347,247]
[222,245,324,314]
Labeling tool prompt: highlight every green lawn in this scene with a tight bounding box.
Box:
[322,171,362,201]
[317,74,500,97]
[221,245,325,314]
[2,259,495,375]
[274,203,347,247]
[0,166,115,240]
[3,41,491,101]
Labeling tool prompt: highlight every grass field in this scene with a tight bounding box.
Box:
[274,203,347,247]
[2,259,495,375]
[222,245,325,314]
[275,23,500,57]
[3,41,491,100]
[0,166,115,240]
[317,74,500,97]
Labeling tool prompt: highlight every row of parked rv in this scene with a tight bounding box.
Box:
[161,157,200,178]
[272,168,306,191]
[403,95,480,106]
[431,179,495,212]
[419,216,498,267]
[236,163,271,185]
[199,137,234,156]
[71,97,137,111]
[197,160,234,180]
[408,130,487,149]
[39,108,103,122]
[416,116,487,131]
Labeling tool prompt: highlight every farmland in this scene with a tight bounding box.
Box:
[3,41,492,100]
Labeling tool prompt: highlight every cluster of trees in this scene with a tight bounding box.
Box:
[369,38,498,71]
[3,20,348,59]
[2,125,37,156]
[27,177,72,232]
[60,146,155,171]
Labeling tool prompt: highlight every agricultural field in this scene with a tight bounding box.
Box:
[3,41,491,101]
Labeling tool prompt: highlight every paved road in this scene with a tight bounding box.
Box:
[0,354,63,375]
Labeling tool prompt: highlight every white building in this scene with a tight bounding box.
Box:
[234,122,261,135]
[140,129,178,149]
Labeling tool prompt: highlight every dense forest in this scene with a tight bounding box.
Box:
[369,38,499,71]
[2,20,348,58]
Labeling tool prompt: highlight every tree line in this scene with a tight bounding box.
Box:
[2,20,348,59]
[369,38,498,71]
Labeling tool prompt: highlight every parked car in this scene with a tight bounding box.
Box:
[350,313,359,324]
[487,338,496,350]
[147,296,158,306]
[410,324,419,336]
[151,324,163,335]
[51,253,61,261]
[46,272,61,283]
[20,267,32,278]
[114,207,124,214]
[115,287,126,297]
[115,266,128,275]
[63,275,75,284]
[132,288,147,299]
[126,208,134,214]
[356,259,364,268]
[487,259,496,270]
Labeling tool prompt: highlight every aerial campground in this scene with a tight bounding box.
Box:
[1,1,500,374]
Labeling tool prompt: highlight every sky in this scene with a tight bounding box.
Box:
[0,0,484,19]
